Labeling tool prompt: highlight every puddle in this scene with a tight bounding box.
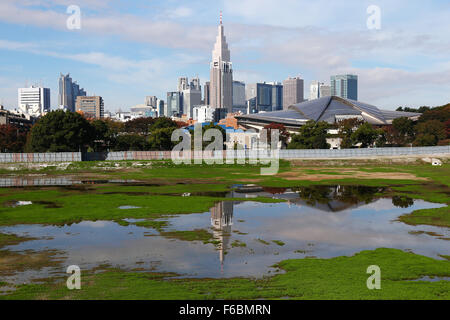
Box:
[407,276,450,282]
[0,185,448,285]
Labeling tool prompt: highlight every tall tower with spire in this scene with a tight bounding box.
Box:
[209,12,233,112]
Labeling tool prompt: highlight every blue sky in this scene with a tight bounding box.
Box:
[0,0,449,112]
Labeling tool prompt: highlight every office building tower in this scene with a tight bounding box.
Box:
[282,76,304,109]
[246,82,283,113]
[18,86,50,117]
[177,77,189,92]
[330,74,358,100]
[156,99,164,117]
[166,92,182,117]
[58,73,86,112]
[145,96,158,107]
[232,80,246,112]
[268,81,283,111]
[76,96,104,119]
[209,15,233,112]
[319,84,331,98]
[310,81,331,100]
[204,81,210,105]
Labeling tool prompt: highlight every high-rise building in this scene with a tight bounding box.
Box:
[282,76,304,109]
[175,76,202,119]
[320,84,331,98]
[330,74,358,100]
[166,92,182,117]
[58,73,86,112]
[204,81,210,105]
[246,82,282,113]
[232,80,246,112]
[18,86,50,117]
[209,15,233,112]
[177,77,189,92]
[268,81,283,111]
[156,99,165,117]
[310,81,331,100]
[76,96,104,119]
[145,96,158,107]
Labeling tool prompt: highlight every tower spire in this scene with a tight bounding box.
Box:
[220,10,222,25]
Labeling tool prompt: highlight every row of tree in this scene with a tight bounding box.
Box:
[286,103,450,149]
[0,103,449,153]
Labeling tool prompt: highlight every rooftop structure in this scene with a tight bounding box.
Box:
[236,96,421,131]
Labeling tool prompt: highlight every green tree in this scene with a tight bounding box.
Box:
[30,110,94,152]
[90,119,124,152]
[112,134,148,151]
[148,127,177,150]
[123,117,155,134]
[337,118,363,148]
[351,123,378,148]
[391,117,415,145]
[413,120,446,146]
[189,123,226,150]
[150,117,178,132]
[288,121,330,149]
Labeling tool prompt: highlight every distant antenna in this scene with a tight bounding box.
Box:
[220,11,222,25]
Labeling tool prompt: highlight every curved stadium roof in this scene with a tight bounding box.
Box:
[236,96,420,128]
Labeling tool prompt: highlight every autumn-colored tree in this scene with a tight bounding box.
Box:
[0,124,28,152]
[418,104,450,123]
[263,123,290,148]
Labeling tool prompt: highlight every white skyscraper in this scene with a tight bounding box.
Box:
[18,86,50,117]
[209,13,233,112]
[310,81,331,100]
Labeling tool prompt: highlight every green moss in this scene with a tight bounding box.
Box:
[231,240,247,248]
[160,229,214,243]
[272,240,285,246]
[398,206,450,227]
[133,220,168,231]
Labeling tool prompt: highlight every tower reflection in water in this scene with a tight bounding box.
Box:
[210,200,234,273]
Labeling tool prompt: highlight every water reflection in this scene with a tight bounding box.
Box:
[210,201,233,269]
[0,185,447,283]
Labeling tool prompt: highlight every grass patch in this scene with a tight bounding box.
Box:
[1,248,449,300]
[231,240,247,248]
[272,240,285,246]
[398,206,450,228]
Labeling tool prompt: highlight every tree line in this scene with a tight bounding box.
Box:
[286,102,449,149]
[0,103,449,153]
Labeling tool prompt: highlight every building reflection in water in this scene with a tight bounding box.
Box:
[210,200,234,272]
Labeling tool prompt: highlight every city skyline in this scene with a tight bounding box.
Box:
[0,1,449,111]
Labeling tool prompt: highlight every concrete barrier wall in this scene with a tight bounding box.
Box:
[0,146,448,163]
[0,152,81,163]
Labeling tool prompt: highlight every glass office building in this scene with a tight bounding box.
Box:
[330,74,358,101]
